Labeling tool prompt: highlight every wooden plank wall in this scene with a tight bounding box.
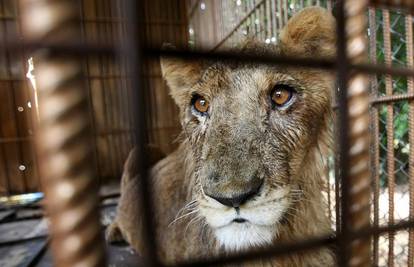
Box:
[0,0,40,196]
[140,0,187,154]
[0,0,187,195]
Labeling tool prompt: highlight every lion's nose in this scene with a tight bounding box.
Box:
[206,180,263,208]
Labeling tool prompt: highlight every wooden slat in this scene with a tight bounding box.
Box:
[0,218,47,243]
[0,238,47,267]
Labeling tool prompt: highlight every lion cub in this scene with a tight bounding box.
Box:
[107,7,336,266]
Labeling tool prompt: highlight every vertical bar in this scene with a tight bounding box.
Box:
[406,12,414,267]
[382,9,395,267]
[327,0,332,11]
[260,0,265,40]
[266,0,271,41]
[262,0,266,39]
[336,2,350,264]
[19,0,106,266]
[271,0,277,42]
[368,7,380,266]
[123,0,159,265]
[337,0,371,266]
[277,0,283,31]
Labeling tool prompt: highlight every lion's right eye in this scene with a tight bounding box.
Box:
[191,94,209,115]
[270,84,296,109]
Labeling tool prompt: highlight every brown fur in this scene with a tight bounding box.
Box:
[107,7,337,266]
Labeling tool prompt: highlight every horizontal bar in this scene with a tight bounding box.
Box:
[370,0,414,14]
[149,48,414,78]
[332,93,414,109]
[0,41,413,78]
[371,93,414,105]
[0,40,117,55]
[171,220,414,267]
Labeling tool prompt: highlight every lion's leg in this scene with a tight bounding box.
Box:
[105,220,125,243]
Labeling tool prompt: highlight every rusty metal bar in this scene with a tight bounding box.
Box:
[337,0,371,266]
[345,0,372,265]
[19,0,106,266]
[406,11,414,267]
[174,219,414,267]
[370,0,414,13]
[148,48,414,78]
[368,7,380,266]
[382,9,395,267]
[371,93,414,105]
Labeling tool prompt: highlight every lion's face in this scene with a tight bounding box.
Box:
[161,7,335,251]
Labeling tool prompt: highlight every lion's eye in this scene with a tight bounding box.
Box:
[192,95,209,114]
[270,85,295,108]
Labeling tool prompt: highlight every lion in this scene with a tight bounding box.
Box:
[106,7,337,266]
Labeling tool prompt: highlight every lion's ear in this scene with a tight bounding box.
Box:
[160,48,204,105]
[279,7,336,57]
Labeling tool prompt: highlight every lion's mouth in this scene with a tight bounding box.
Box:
[232,218,247,223]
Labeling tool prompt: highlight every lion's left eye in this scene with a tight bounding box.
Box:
[191,94,209,115]
[270,85,295,108]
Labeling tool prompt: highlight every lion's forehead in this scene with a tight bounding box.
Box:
[196,65,328,104]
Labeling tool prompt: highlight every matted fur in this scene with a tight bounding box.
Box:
[107,7,337,266]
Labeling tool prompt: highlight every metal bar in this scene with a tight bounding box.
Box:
[368,7,380,266]
[383,8,395,267]
[271,0,277,42]
[277,0,283,32]
[0,40,117,55]
[123,0,159,266]
[336,0,351,265]
[1,38,414,78]
[345,0,372,265]
[406,10,414,267]
[337,0,371,266]
[371,93,414,105]
[19,0,106,266]
[370,0,414,13]
[173,219,414,267]
[145,48,414,78]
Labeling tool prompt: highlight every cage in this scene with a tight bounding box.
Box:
[0,0,413,266]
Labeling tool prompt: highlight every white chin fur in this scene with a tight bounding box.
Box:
[199,187,290,251]
[215,223,275,251]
